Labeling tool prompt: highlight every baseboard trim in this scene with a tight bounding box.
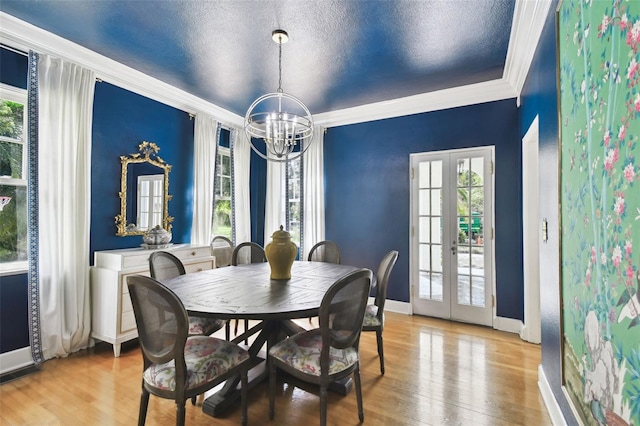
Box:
[538,365,569,426]
[0,346,34,376]
[493,316,524,334]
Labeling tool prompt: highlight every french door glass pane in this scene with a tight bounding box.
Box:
[456,155,486,307]
[418,159,443,302]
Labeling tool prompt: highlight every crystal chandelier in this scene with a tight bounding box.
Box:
[244,29,314,162]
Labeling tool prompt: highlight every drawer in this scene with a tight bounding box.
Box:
[122,252,154,269]
[172,246,211,262]
[184,260,214,273]
[120,309,137,333]
[120,290,136,333]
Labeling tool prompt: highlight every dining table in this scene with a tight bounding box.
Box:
[163,260,371,418]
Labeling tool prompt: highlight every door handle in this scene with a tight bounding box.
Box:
[451,240,456,255]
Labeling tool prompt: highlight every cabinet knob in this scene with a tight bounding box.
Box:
[191,251,197,256]
[196,268,203,272]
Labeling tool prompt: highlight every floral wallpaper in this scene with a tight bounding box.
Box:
[559,0,640,424]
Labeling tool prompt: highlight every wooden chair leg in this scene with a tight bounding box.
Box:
[176,401,186,426]
[269,361,277,420]
[354,367,364,422]
[138,388,150,426]
[376,329,385,375]
[244,319,249,345]
[320,385,328,426]
[241,368,248,426]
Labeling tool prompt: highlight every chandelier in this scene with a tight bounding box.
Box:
[244,29,314,162]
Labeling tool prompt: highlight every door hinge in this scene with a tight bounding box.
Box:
[411,226,415,237]
[410,167,414,179]
[490,161,494,174]
[492,295,495,308]
[491,227,494,240]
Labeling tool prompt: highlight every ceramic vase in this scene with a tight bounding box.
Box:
[265,225,298,280]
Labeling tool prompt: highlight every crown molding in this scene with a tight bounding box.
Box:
[0,12,244,127]
[314,78,517,127]
[503,0,553,104]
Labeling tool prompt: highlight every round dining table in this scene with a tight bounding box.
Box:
[164,260,369,418]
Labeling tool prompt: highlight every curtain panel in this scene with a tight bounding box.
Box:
[33,53,95,360]
[190,115,218,246]
[231,127,251,245]
[302,126,325,259]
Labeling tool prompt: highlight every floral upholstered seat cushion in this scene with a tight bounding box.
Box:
[269,330,359,376]
[188,316,225,336]
[362,304,383,327]
[143,336,249,392]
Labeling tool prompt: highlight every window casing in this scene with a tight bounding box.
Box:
[286,156,303,256]
[0,84,28,273]
[212,128,232,240]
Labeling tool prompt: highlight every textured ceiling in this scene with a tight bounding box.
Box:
[0,0,515,116]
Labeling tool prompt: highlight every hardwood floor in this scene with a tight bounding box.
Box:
[0,313,551,425]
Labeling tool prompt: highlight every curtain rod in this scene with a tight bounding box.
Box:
[1,43,28,57]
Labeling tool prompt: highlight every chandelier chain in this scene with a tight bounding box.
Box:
[277,35,283,93]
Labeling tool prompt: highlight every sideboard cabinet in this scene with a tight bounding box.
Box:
[90,244,214,357]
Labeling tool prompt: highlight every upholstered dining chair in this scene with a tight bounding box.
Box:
[231,242,267,342]
[126,275,250,426]
[307,240,341,264]
[149,251,227,338]
[268,268,372,426]
[362,250,399,375]
[210,235,234,268]
[210,235,235,340]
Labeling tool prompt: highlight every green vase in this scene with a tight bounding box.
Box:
[265,225,298,280]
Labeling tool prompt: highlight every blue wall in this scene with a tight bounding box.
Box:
[0,49,29,355]
[0,273,29,352]
[519,1,577,424]
[90,82,195,258]
[324,99,524,320]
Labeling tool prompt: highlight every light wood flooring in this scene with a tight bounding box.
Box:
[0,313,551,425]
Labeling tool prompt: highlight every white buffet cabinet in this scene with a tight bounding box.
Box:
[90,244,215,357]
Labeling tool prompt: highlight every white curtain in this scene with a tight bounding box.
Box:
[303,126,326,259]
[264,157,286,245]
[190,115,218,245]
[232,128,251,244]
[37,54,95,359]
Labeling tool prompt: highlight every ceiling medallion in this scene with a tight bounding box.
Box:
[244,29,314,162]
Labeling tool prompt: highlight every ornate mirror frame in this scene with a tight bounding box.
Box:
[115,141,173,236]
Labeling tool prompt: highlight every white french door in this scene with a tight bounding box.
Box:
[410,147,494,326]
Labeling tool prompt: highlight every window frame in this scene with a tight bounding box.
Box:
[0,83,28,274]
[212,130,233,241]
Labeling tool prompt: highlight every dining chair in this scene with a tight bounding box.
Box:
[307,240,341,264]
[362,250,399,375]
[231,242,267,342]
[268,268,372,426]
[210,235,235,340]
[149,251,227,337]
[210,235,234,268]
[126,275,250,426]
[307,240,341,324]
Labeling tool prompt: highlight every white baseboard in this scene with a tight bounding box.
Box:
[374,300,526,335]
[493,316,524,334]
[383,299,412,315]
[538,364,569,426]
[0,346,34,375]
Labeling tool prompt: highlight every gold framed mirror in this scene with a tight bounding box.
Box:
[115,141,173,236]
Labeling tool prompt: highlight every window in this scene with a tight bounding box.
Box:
[0,84,28,272]
[136,174,164,229]
[212,128,232,239]
[286,156,303,252]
